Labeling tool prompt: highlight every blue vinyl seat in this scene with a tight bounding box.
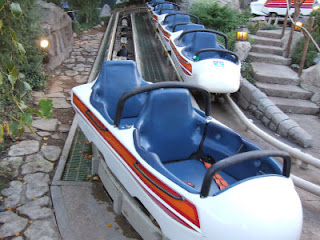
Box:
[173,23,205,32]
[158,9,179,15]
[134,89,205,163]
[164,15,191,31]
[133,88,231,194]
[149,0,165,7]
[182,32,221,60]
[90,60,148,125]
[154,3,174,14]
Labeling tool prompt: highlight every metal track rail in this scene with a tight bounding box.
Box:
[106,12,120,61]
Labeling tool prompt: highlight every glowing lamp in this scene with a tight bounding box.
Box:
[40,39,49,49]
[312,2,320,11]
[236,25,248,41]
[294,20,303,32]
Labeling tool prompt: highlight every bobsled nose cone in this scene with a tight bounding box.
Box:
[198,69,240,94]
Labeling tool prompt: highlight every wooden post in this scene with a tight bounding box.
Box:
[298,17,315,77]
[281,9,289,38]
[284,0,301,58]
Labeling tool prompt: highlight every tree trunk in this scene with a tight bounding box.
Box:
[284,0,301,58]
[298,17,315,77]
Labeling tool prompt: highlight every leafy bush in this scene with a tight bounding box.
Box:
[0,0,47,90]
[70,0,101,24]
[262,25,280,30]
[241,59,255,84]
[47,0,101,26]
[189,0,248,33]
[292,32,320,69]
[0,0,52,142]
[291,9,320,69]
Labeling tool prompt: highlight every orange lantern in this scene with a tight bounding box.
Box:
[236,25,248,41]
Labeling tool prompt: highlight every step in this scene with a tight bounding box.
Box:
[256,82,313,100]
[251,44,284,56]
[256,29,283,39]
[269,97,319,115]
[249,52,291,65]
[250,35,282,47]
[251,62,299,85]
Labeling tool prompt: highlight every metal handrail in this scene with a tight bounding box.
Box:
[224,94,320,196]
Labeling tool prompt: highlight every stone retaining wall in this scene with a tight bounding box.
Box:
[234,78,312,148]
[40,1,74,70]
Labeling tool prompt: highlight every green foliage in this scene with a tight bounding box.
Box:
[69,0,100,24]
[262,25,280,30]
[292,31,320,69]
[291,9,320,69]
[310,8,320,30]
[189,0,248,33]
[241,59,255,84]
[0,0,53,142]
[0,0,47,90]
[247,21,260,35]
[226,32,237,51]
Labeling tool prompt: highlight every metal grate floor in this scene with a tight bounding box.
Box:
[62,127,92,181]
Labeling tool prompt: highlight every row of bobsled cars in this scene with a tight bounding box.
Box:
[147,0,241,94]
[70,1,303,239]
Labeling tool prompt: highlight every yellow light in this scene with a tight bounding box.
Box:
[294,21,303,32]
[313,5,320,10]
[237,31,248,41]
[313,2,320,11]
[40,39,49,49]
[236,25,249,41]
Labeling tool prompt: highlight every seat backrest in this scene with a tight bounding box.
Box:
[90,61,147,123]
[151,0,165,7]
[164,14,191,31]
[173,23,205,32]
[184,32,219,59]
[135,89,205,162]
[154,3,174,12]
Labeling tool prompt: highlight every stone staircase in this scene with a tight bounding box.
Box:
[249,30,319,115]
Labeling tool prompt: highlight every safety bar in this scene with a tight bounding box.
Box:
[163,13,199,25]
[178,29,228,49]
[114,82,211,127]
[200,150,291,198]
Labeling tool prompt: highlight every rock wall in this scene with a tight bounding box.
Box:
[281,31,303,58]
[300,62,320,104]
[234,78,312,148]
[39,1,74,70]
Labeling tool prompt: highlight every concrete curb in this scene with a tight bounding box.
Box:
[233,78,312,148]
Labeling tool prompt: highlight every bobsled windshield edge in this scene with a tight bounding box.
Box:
[178,29,229,49]
[114,82,211,127]
[163,12,199,25]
